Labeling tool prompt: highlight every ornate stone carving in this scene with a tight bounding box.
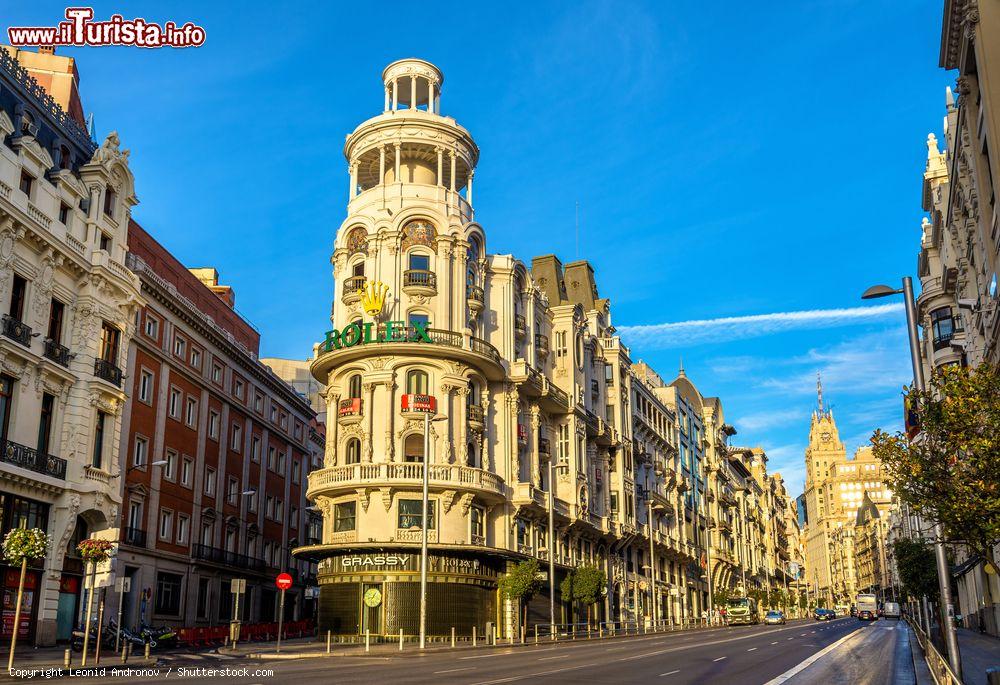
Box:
[357,488,371,513]
[441,490,457,514]
[380,488,393,512]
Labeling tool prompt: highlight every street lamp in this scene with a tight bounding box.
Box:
[862,277,962,678]
[544,452,568,639]
[419,411,448,650]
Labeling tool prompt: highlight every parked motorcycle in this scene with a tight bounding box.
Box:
[138,623,177,649]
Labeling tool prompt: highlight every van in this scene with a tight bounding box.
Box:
[883,602,901,619]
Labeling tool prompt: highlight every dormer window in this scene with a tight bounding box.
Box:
[103,186,117,218]
[20,111,35,136]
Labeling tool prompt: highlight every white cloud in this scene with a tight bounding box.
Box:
[619,303,905,350]
[735,408,808,432]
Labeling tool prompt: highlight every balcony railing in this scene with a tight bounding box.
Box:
[0,439,67,479]
[94,358,123,387]
[535,334,549,356]
[1,315,32,347]
[191,543,266,572]
[308,462,505,498]
[318,325,503,369]
[466,284,485,303]
[468,404,485,424]
[121,527,147,548]
[538,437,551,456]
[514,314,526,337]
[403,269,437,291]
[339,397,362,417]
[43,339,70,366]
[341,275,366,303]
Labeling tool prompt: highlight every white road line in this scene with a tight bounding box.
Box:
[435,668,475,674]
[537,655,570,661]
[713,656,727,662]
[660,670,680,677]
[761,629,863,685]
[771,641,779,645]
[747,647,757,651]
[787,637,794,640]
[461,651,517,660]
[605,646,629,651]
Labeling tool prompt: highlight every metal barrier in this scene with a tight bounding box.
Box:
[908,616,963,685]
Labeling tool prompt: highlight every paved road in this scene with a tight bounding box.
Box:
[43,617,917,684]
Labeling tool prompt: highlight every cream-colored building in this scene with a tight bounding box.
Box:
[913,0,1000,635]
[294,59,799,638]
[261,356,328,417]
[0,46,143,645]
[801,388,891,606]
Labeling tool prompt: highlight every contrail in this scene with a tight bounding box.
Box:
[617,303,905,349]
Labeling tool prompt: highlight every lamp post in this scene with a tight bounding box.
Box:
[645,468,657,628]
[545,454,567,638]
[419,411,448,650]
[862,278,962,679]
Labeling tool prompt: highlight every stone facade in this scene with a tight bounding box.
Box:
[0,46,142,645]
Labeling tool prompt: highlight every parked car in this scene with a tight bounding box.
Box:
[763,611,786,625]
[813,608,834,621]
[858,609,876,621]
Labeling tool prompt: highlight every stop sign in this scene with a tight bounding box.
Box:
[275,573,293,591]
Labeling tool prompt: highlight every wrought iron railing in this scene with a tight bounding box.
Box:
[468,405,485,423]
[466,285,484,303]
[43,339,70,366]
[403,270,436,290]
[1,315,32,347]
[122,527,147,548]
[94,358,123,387]
[191,543,266,572]
[535,333,550,355]
[0,439,67,479]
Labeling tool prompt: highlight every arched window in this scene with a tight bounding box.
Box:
[466,266,477,286]
[404,434,424,463]
[345,438,362,465]
[406,369,428,395]
[467,442,477,468]
[467,235,480,262]
[351,260,365,278]
[468,380,479,405]
[408,312,429,329]
[348,374,362,399]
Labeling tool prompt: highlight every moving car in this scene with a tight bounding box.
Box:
[858,609,876,621]
[763,611,786,625]
[883,602,901,620]
[814,608,835,621]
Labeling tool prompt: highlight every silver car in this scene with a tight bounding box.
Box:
[763,611,786,625]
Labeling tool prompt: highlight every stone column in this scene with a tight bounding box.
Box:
[384,87,390,112]
[394,143,401,183]
[410,76,418,111]
[391,79,398,110]
[364,382,376,462]
[436,147,443,186]
[328,391,340,467]
[529,404,540,488]
[450,151,457,193]
[386,379,397,462]
[349,163,357,201]
[379,146,386,185]
[457,386,469,466]
[467,169,474,207]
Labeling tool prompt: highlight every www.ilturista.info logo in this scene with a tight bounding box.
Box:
[7,7,206,49]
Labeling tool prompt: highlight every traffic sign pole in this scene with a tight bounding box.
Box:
[274,573,293,653]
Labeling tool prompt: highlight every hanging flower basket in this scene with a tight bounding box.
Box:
[76,538,115,564]
[2,528,50,564]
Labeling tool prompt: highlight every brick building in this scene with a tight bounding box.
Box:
[112,221,318,630]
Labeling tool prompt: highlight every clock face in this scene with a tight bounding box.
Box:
[363,588,382,608]
[821,432,831,440]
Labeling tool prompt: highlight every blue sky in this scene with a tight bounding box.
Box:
[6,1,951,493]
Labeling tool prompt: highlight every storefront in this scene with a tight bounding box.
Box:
[0,493,51,644]
[317,550,500,636]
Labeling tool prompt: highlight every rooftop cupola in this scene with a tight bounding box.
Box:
[382,58,444,114]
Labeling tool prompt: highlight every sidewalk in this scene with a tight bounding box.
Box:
[956,628,1000,685]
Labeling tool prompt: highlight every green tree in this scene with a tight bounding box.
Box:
[562,565,605,626]
[499,559,544,628]
[892,538,939,602]
[713,587,733,608]
[870,363,1000,574]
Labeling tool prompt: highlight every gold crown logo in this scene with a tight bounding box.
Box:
[359,279,389,316]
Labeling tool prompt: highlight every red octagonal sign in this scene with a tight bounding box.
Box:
[275,573,293,591]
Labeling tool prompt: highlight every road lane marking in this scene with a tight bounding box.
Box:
[537,655,570,661]
[605,646,629,651]
[761,628,864,685]
[713,656,727,662]
[747,647,757,651]
[435,668,475,674]
[659,670,680,677]
[787,637,794,640]
[771,641,778,645]
[470,660,603,685]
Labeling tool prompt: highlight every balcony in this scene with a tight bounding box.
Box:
[341,275,366,304]
[338,397,362,423]
[470,533,486,546]
[402,269,437,295]
[517,423,528,445]
[121,527,147,548]
[401,393,437,415]
[0,439,67,479]
[1,315,32,347]
[307,462,506,501]
[538,437,551,457]
[191,543,266,572]
[94,358,123,387]
[42,339,70,366]
[466,284,485,312]
[535,333,550,358]
[467,404,485,428]
[514,314,526,339]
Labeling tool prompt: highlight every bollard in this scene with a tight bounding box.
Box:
[520,625,525,644]
[399,629,404,651]
[571,625,575,641]
[327,630,331,654]
[534,624,538,645]
[144,642,150,661]
[472,626,477,647]
[451,627,456,648]
[64,649,71,669]
[365,630,370,653]
[120,644,127,663]
[493,626,497,646]
[599,624,603,638]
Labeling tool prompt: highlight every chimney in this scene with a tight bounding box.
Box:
[188,267,236,308]
[38,46,55,55]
